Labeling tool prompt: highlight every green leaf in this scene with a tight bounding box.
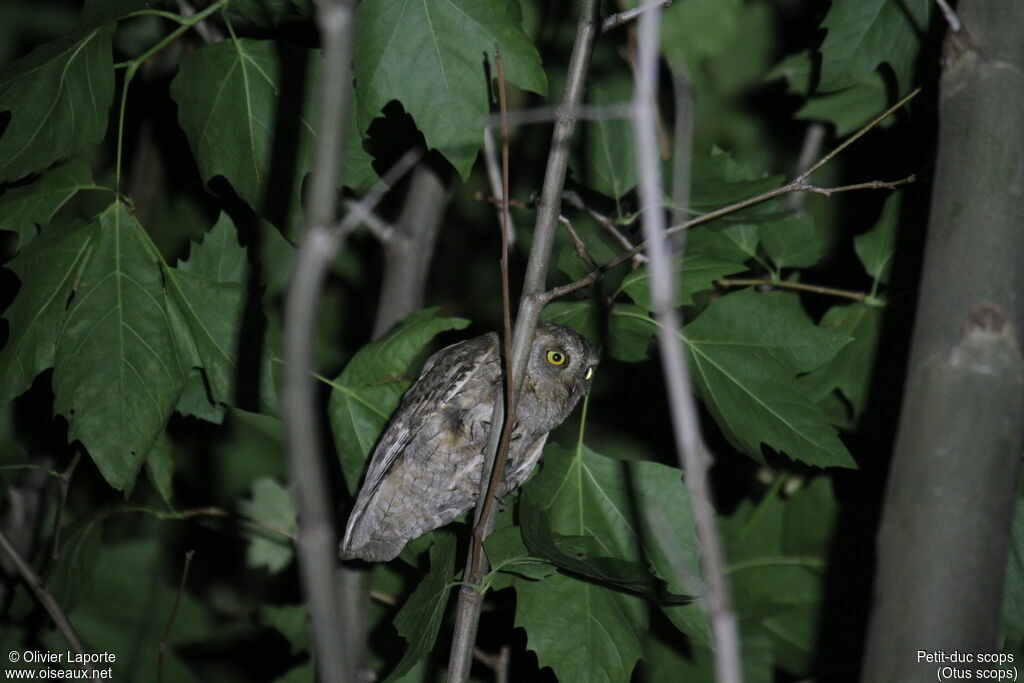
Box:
[854,191,902,285]
[818,0,930,92]
[0,221,94,410]
[145,431,174,507]
[163,214,248,405]
[608,303,656,363]
[660,0,743,72]
[691,151,785,218]
[48,517,103,612]
[514,570,647,682]
[43,538,216,682]
[524,441,704,638]
[483,524,555,585]
[518,496,670,596]
[355,0,546,178]
[259,604,310,656]
[53,203,185,492]
[760,215,824,270]
[723,479,836,675]
[539,300,601,348]
[0,158,106,249]
[0,26,115,184]
[801,303,883,418]
[578,79,636,200]
[1002,498,1024,641]
[239,477,297,573]
[386,532,456,682]
[170,39,374,237]
[679,290,855,467]
[327,309,470,494]
[797,73,890,136]
[619,251,747,309]
[686,223,762,265]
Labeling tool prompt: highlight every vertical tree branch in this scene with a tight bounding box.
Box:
[371,165,451,338]
[280,1,356,681]
[336,164,451,680]
[633,7,742,683]
[861,1,1024,680]
[446,1,601,679]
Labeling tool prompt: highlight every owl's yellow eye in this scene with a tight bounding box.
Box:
[546,349,567,366]
[584,367,593,380]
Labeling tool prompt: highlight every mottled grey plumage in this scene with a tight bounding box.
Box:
[341,323,598,562]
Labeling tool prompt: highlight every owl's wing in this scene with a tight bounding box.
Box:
[343,334,499,553]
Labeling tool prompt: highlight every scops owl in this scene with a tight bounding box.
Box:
[341,322,598,562]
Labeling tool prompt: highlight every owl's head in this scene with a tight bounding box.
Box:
[524,323,599,426]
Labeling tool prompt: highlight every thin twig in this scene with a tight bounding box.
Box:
[280,0,357,681]
[471,46,520,589]
[157,550,195,683]
[175,0,224,43]
[0,528,95,675]
[481,101,632,129]
[602,0,672,33]
[343,199,396,244]
[446,2,601,679]
[545,174,916,302]
[49,452,81,563]
[473,645,511,683]
[717,278,868,302]
[484,126,517,245]
[633,6,742,683]
[798,87,921,182]
[558,215,599,271]
[562,191,648,266]
[934,0,962,33]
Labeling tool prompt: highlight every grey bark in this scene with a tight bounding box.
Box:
[372,165,450,338]
[861,2,1024,681]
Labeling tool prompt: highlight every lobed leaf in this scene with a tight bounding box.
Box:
[854,191,902,285]
[386,532,456,682]
[53,203,186,491]
[163,214,249,405]
[722,479,836,674]
[355,0,546,178]
[760,215,824,270]
[514,570,647,683]
[0,158,106,249]
[577,79,636,201]
[240,477,297,573]
[170,39,374,238]
[0,26,115,184]
[0,221,94,411]
[818,0,930,92]
[801,303,884,418]
[618,251,747,309]
[671,290,855,467]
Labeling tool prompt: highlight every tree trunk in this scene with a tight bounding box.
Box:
[861,2,1024,681]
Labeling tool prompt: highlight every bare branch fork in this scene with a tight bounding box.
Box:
[446,1,602,679]
[544,87,922,302]
[633,5,741,683]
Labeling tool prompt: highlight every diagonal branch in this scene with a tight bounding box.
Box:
[0,529,95,675]
[543,85,922,303]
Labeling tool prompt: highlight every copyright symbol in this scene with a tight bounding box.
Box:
[8,650,19,662]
